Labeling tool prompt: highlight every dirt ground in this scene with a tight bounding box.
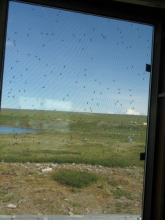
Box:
[0,162,144,216]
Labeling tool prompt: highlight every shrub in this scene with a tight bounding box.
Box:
[111,189,134,200]
[69,201,81,207]
[52,169,99,188]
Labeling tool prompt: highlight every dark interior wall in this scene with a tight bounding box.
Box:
[151,22,165,220]
[0,1,165,220]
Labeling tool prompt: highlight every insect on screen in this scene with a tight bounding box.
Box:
[0,0,154,216]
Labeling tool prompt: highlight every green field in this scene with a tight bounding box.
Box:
[0,108,147,167]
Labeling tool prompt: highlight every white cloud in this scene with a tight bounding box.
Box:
[107,110,114,114]
[44,99,71,111]
[125,109,140,115]
[6,41,12,46]
[19,97,72,111]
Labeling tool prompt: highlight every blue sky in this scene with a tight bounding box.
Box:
[2,1,154,115]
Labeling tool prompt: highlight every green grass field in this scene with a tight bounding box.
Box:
[0,108,147,167]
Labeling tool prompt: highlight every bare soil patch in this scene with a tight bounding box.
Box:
[0,162,143,215]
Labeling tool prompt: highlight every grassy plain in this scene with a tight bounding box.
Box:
[0,108,147,167]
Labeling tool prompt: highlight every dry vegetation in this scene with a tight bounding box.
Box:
[0,162,143,215]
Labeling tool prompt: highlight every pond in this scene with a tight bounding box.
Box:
[0,126,41,134]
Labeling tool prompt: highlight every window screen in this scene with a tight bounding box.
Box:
[0,1,154,216]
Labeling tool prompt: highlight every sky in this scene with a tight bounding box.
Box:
[1,1,154,115]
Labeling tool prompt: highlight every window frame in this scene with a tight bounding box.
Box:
[0,0,162,219]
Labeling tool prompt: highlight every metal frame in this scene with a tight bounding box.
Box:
[142,22,162,220]
[0,0,163,219]
[0,0,9,108]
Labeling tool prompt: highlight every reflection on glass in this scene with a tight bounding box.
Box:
[0,1,153,216]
